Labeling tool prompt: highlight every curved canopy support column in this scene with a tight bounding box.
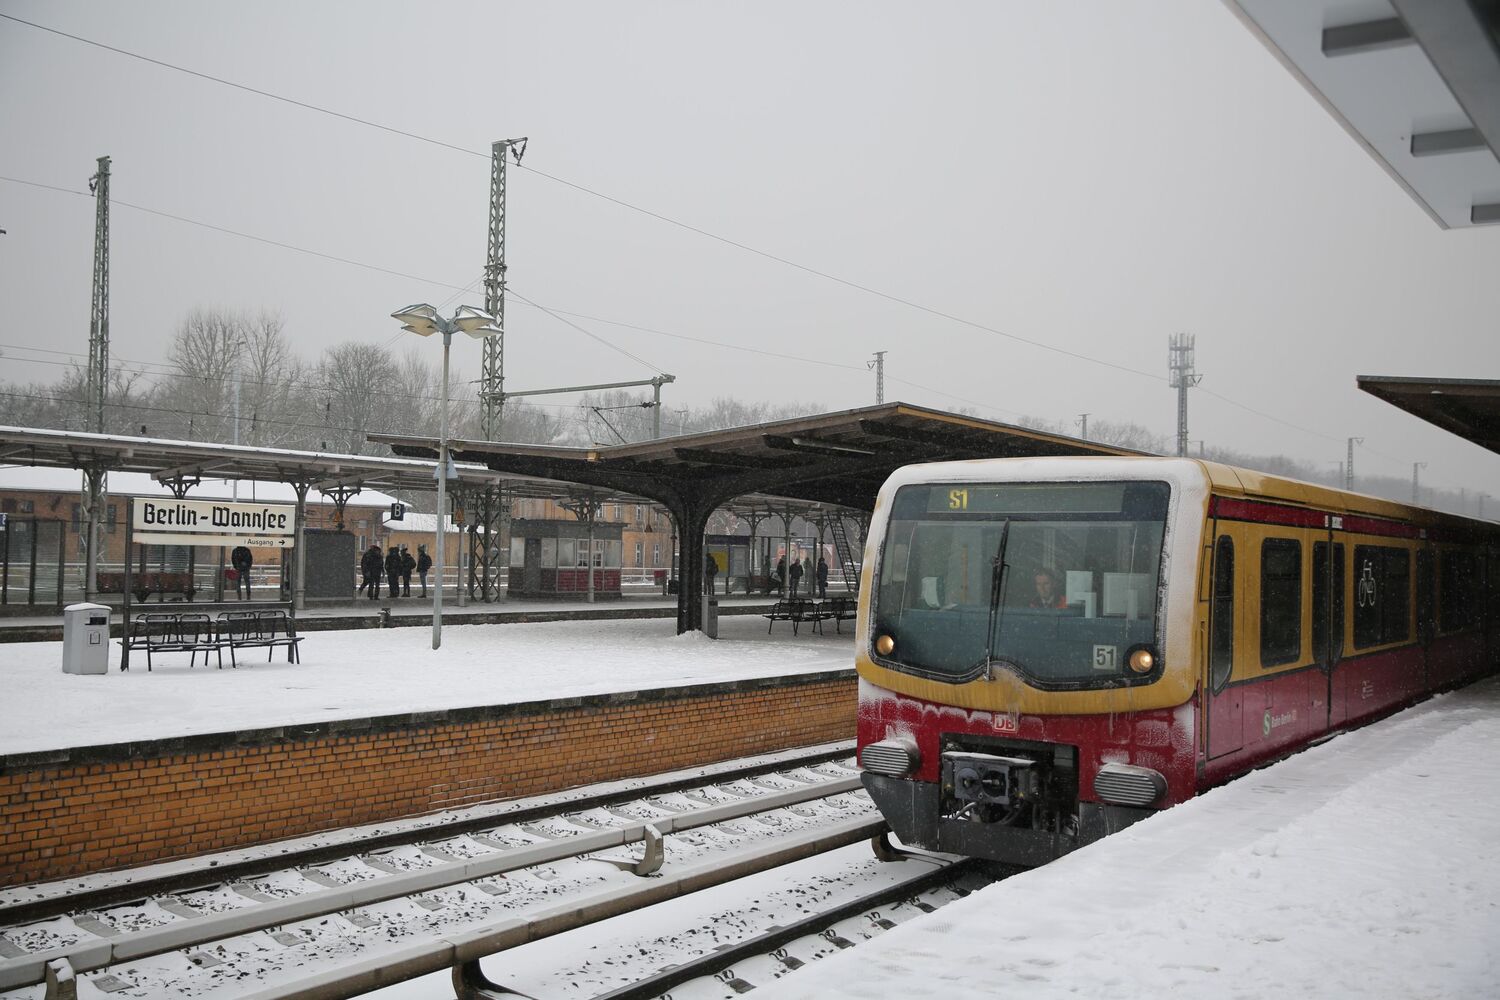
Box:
[665,495,716,635]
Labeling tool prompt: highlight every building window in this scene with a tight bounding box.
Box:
[1,499,13,514]
[1260,538,1301,667]
[19,499,33,514]
[635,542,643,567]
[106,504,118,534]
[635,505,643,523]
[1354,545,1411,648]
[653,542,661,566]
[71,503,81,529]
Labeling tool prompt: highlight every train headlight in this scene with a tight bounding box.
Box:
[1127,646,1157,674]
[874,634,895,657]
[1094,763,1166,807]
[861,739,919,777]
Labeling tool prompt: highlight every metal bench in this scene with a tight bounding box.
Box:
[99,570,196,603]
[125,612,220,671]
[217,609,302,667]
[764,598,815,636]
[821,596,858,634]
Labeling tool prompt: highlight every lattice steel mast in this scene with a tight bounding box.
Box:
[81,156,111,598]
[1168,333,1201,458]
[469,138,527,602]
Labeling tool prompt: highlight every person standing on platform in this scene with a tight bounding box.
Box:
[385,545,403,600]
[360,545,383,599]
[400,545,415,596]
[417,544,432,597]
[789,556,803,597]
[705,552,719,594]
[231,545,253,600]
[816,556,829,598]
[803,555,815,595]
[775,556,786,594]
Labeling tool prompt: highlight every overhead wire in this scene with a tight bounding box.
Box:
[0,13,1448,473]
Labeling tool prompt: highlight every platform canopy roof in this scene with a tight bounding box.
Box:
[373,402,1140,513]
[1357,375,1500,454]
[375,402,1140,633]
[0,424,508,496]
[1225,0,1500,229]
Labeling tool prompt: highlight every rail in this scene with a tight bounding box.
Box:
[0,755,870,994]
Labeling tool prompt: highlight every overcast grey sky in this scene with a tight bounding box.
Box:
[2,1,1498,498]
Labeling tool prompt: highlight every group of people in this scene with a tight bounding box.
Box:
[772,554,830,598]
[359,543,433,600]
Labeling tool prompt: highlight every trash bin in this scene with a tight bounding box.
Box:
[702,596,719,639]
[667,578,679,595]
[62,602,110,675]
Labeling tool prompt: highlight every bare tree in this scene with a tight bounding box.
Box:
[316,341,397,454]
[236,312,306,448]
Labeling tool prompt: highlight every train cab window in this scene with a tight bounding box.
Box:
[1210,536,1234,691]
[1260,538,1301,667]
[1439,550,1480,632]
[873,481,1170,688]
[1354,545,1411,648]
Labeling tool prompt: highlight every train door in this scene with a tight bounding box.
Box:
[1312,534,1344,731]
[1206,531,1243,758]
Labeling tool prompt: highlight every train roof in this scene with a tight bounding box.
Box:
[880,455,1497,535]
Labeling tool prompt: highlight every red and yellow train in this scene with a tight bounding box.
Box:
[856,457,1499,865]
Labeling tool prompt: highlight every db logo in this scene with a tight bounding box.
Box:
[992,714,1018,734]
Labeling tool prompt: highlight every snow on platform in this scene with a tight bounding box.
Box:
[0,616,853,757]
[764,674,1500,1000]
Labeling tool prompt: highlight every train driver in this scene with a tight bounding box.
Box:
[1028,567,1068,610]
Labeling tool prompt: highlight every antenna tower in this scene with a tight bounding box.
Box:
[1167,333,1201,458]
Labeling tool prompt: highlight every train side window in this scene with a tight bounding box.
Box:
[1260,538,1301,667]
[1312,541,1344,662]
[1333,543,1345,659]
[1210,535,1233,691]
[1439,550,1479,632]
[1384,547,1411,643]
[1417,549,1435,643]
[1356,544,1411,647]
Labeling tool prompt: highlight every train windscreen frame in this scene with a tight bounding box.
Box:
[872,481,1170,690]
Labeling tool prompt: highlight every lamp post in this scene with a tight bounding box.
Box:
[391,303,501,650]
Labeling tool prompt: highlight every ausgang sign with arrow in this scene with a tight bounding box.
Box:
[131,498,296,549]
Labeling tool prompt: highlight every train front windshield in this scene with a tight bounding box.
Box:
[873,481,1170,688]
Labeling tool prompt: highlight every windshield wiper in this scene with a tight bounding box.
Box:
[981,519,1011,681]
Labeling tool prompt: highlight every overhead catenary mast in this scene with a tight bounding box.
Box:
[468,138,528,603]
[81,156,111,599]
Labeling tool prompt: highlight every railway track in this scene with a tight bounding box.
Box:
[465,856,997,1000]
[0,745,880,999]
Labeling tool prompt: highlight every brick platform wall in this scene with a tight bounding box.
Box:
[0,671,856,887]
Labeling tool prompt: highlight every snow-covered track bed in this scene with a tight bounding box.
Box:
[475,858,994,1000]
[0,750,874,998]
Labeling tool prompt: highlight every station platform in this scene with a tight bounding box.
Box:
[0,614,858,886]
[765,674,1500,1000]
[0,590,798,643]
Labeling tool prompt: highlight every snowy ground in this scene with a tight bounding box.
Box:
[757,674,1500,1000]
[0,616,853,756]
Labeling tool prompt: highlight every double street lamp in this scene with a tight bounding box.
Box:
[391,303,501,650]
